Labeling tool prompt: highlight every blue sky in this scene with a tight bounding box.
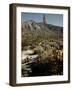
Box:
[21,12,63,27]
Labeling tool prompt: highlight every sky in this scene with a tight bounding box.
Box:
[21,12,63,27]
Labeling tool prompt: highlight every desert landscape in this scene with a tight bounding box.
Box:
[21,14,63,77]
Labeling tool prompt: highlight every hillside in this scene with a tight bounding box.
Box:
[21,20,63,50]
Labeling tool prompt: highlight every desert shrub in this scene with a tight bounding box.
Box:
[33,46,44,54]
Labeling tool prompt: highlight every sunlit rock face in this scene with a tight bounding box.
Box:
[43,15,48,24]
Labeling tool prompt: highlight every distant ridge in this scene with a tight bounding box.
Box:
[22,20,63,36]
